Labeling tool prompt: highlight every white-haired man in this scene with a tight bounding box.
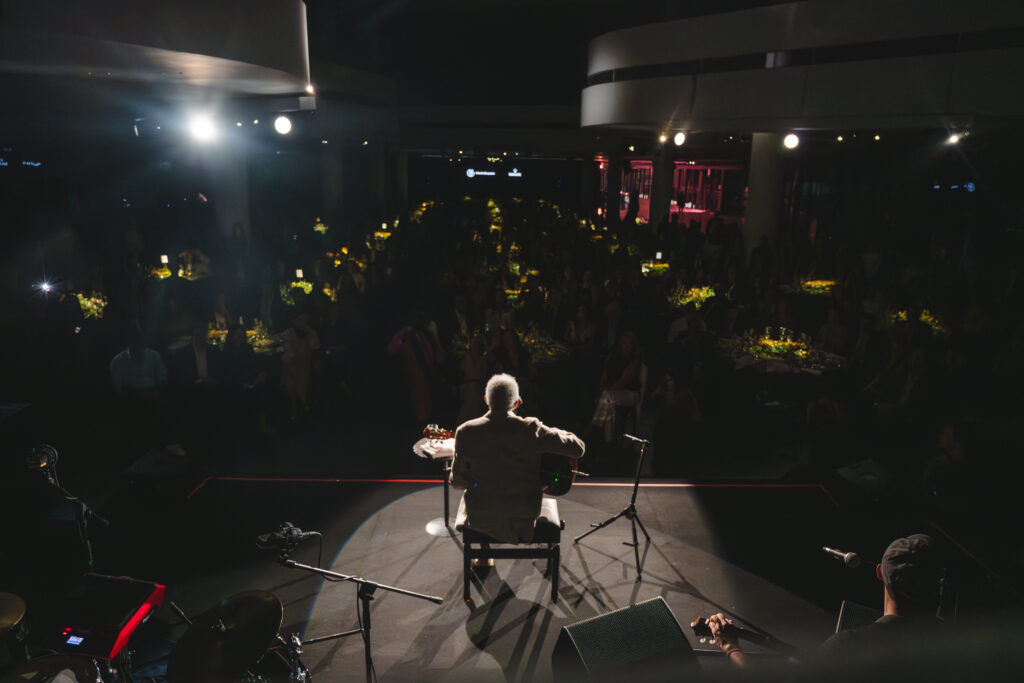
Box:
[451,373,585,549]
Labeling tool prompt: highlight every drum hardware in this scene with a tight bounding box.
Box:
[0,592,28,663]
[574,433,653,581]
[166,591,282,683]
[265,524,444,683]
[0,653,126,683]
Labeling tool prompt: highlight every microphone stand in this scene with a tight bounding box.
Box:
[574,434,652,581]
[40,468,108,571]
[276,547,443,683]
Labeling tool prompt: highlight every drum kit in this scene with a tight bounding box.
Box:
[0,587,311,683]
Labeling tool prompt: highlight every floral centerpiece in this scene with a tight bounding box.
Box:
[800,280,836,295]
[668,285,716,310]
[150,266,172,280]
[891,308,948,336]
[641,260,670,277]
[75,292,108,319]
[279,279,314,306]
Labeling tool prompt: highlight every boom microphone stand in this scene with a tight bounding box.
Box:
[574,434,652,581]
[276,542,443,683]
[27,444,108,571]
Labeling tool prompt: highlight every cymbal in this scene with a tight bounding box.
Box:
[0,592,26,634]
[167,590,283,683]
[0,654,103,683]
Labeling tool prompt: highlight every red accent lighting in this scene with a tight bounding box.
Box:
[109,584,165,659]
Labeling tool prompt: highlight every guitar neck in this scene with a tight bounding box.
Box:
[691,618,799,658]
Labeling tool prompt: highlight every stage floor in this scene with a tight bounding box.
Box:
[272,483,836,682]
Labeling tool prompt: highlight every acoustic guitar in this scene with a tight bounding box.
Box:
[690,616,800,658]
[422,425,584,496]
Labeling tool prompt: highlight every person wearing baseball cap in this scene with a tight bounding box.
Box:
[817,533,943,659]
[709,534,945,670]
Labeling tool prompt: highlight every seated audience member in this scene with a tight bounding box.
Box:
[493,329,536,384]
[565,304,599,357]
[172,324,220,386]
[649,373,702,475]
[589,332,642,442]
[815,307,849,356]
[220,324,258,390]
[598,300,626,354]
[109,329,167,397]
[922,421,972,506]
[709,534,946,671]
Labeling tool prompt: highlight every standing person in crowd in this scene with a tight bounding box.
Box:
[588,332,642,443]
[110,328,167,397]
[282,311,321,419]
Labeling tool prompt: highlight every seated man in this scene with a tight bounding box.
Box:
[709,534,946,670]
[450,373,584,553]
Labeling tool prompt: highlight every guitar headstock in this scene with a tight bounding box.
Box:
[423,424,454,440]
[690,616,713,638]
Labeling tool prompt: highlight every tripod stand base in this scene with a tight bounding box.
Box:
[425,517,455,537]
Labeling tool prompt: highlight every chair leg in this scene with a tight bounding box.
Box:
[463,544,471,602]
[551,545,559,603]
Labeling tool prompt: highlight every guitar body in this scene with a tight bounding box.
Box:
[540,455,578,496]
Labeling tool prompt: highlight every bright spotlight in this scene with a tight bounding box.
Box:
[628,145,635,152]
[39,282,52,292]
[673,132,686,146]
[836,135,844,142]
[658,134,668,143]
[947,133,961,145]
[305,84,315,94]
[874,134,881,141]
[783,133,799,149]
[188,115,217,143]
[274,116,292,135]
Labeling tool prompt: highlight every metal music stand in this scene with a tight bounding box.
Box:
[573,434,652,581]
[276,542,443,683]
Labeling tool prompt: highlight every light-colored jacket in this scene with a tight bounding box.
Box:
[451,411,584,543]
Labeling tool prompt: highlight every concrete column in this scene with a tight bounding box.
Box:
[650,142,674,229]
[605,149,622,227]
[745,132,785,261]
[580,157,596,215]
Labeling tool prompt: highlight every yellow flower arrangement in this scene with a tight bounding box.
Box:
[641,261,670,277]
[151,266,172,280]
[75,292,108,319]
[801,280,836,295]
[668,285,716,310]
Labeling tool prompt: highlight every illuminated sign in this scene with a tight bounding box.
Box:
[22,161,41,167]
[508,168,522,178]
[466,168,495,178]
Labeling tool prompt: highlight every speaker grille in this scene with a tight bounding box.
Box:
[553,597,697,680]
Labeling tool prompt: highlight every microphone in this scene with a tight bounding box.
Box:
[623,434,650,444]
[823,546,863,568]
[257,522,318,550]
[27,444,60,485]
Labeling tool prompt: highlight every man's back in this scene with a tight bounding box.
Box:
[452,411,583,543]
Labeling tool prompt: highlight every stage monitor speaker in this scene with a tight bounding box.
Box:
[551,597,698,682]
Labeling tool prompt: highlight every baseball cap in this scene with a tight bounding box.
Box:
[880,534,940,607]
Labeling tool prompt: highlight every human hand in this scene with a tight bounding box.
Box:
[707,613,741,654]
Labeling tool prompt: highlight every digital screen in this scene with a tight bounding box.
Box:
[66,635,84,646]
